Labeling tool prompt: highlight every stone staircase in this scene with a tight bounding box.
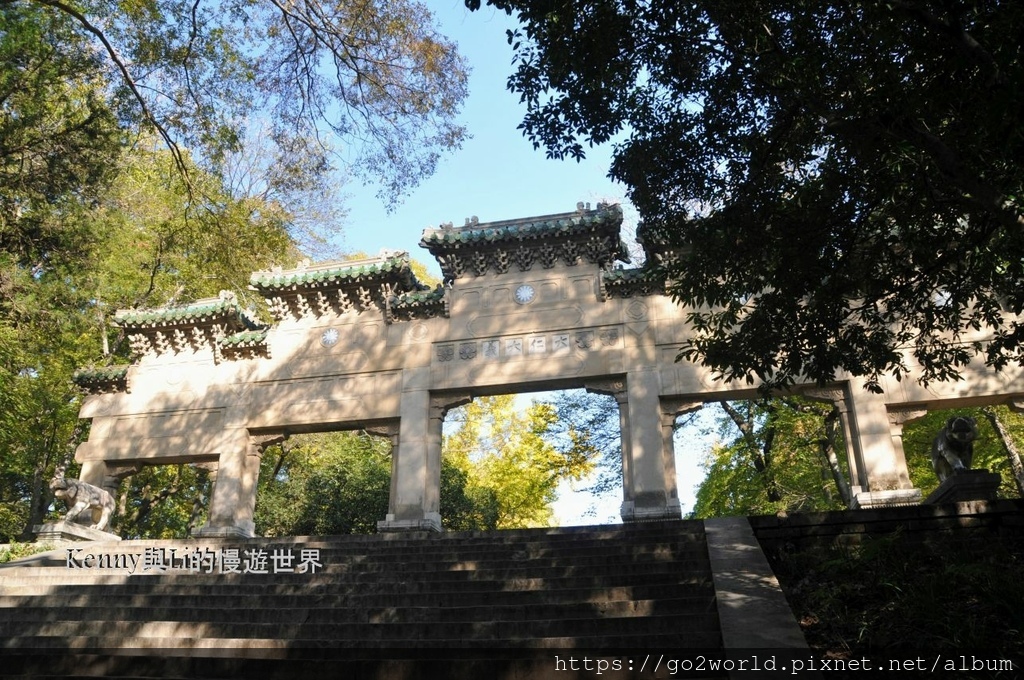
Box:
[0,521,736,678]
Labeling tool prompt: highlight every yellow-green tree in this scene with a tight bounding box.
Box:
[443,395,594,529]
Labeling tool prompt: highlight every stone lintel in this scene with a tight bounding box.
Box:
[923,470,1002,505]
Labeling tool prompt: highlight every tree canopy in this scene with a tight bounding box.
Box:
[471,0,1024,391]
[0,0,471,540]
[444,395,594,529]
[14,0,469,202]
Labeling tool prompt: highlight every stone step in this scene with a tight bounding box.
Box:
[0,580,713,608]
[50,522,706,548]
[1,594,717,625]
[0,650,732,680]
[24,537,709,561]
[0,577,708,602]
[0,629,723,651]
[0,521,745,678]
[0,611,722,641]
[0,651,732,680]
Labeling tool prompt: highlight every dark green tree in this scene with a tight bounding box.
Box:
[255,431,496,536]
[469,0,1024,391]
[692,398,850,518]
[0,2,125,540]
[0,2,122,269]
[900,406,1023,498]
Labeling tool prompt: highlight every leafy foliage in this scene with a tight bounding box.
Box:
[255,431,496,536]
[772,532,1024,664]
[546,389,619,496]
[692,398,850,518]
[26,0,469,201]
[0,2,122,269]
[0,541,55,564]
[473,0,1024,391]
[444,395,595,529]
[112,464,212,539]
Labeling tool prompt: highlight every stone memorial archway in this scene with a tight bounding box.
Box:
[71,204,1024,536]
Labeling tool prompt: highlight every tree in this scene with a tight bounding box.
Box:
[547,390,619,497]
[15,0,469,202]
[89,143,300,318]
[692,398,850,518]
[0,2,122,270]
[899,407,1023,499]
[443,395,594,529]
[255,431,494,536]
[470,0,1024,392]
[0,141,306,540]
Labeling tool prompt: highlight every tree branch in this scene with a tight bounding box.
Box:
[26,0,193,192]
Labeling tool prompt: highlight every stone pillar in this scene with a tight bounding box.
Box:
[78,460,112,496]
[378,391,470,532]
[806,384,920,508]
[195,431,278,538]
[588,372,681,522]
[887,406,928,480]
[660,398,703,513]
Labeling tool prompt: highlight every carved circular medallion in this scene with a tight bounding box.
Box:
[410,322,429,342]
[320,328,340,347]
[514,284,536,305]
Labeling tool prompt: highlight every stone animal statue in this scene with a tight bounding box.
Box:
[50,470,115,531]
[930,416,979,482]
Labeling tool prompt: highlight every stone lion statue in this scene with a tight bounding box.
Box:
[930,416,979,482]
[50,470,115,531]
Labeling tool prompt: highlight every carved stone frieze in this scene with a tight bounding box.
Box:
[887,407,929,426]
[585,378,627,402]
[435,326,622,364]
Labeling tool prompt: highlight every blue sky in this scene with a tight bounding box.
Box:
[334,1,714,524]
[338,2,635,274]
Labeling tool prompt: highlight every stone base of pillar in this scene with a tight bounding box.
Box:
[620,500,682,522]
[194,522,254,539]
[851,488,922,509]
[33,521,121,543]
[924,470,1001,505]
[377,513,442,533]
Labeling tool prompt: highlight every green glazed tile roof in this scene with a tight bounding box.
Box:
[603,266,666,283]
[250,255,415,291]
[72,365,130,387]
[219,329,269,348]
[114,297,243,328]
[602,265,668,298]
[420,204,623,249]
[391,286,446,308]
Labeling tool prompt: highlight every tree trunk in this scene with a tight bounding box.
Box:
[819,408,853,507]
[983,407,1024,496]
[20,422,84,539]
[719,400,782,503]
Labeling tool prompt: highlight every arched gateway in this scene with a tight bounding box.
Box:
[71,204,1024,536]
